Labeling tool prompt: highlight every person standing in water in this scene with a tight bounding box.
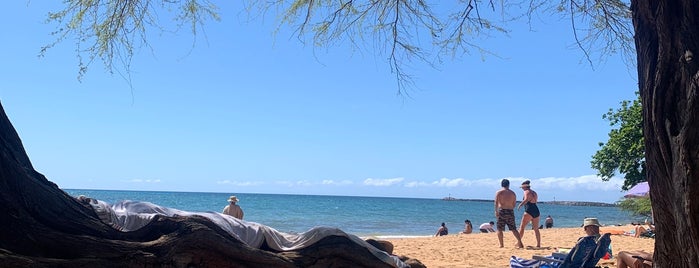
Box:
[517,180,541,248]
[545,215,554,229]
[494,179,524,248]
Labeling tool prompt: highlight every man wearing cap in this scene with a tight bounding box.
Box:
[494,179,524,248]
[223,195,244,220]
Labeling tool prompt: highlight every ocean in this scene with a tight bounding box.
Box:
[64,189,638,238]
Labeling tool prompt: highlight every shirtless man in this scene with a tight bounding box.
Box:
[494,179,524,248]
[517,180,541,248]
[223,195,244,220]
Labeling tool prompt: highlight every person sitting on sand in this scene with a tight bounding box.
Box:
[435,222,448,236]
[617,250,653,268]
[633,222,655,238]
[460,220,473,234]
[479,221,495,233]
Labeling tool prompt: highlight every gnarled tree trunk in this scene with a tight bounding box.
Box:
[632,1,699,267]
[0,101,408,267]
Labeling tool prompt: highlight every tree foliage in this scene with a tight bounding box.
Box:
[617,196,652,218]
[41,0,220,80]
[591,92,644,190]
[42,0,634,92]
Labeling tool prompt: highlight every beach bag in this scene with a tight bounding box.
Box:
[509,256,539,268]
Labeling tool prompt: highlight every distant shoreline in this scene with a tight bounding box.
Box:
[441,197,616,207]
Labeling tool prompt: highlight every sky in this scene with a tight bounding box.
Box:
[1,2,639,203]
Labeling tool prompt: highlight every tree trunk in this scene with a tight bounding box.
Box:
[632,1,699,267]
[0,101,408,267]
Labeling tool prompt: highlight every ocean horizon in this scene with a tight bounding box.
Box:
[64,189,640,238]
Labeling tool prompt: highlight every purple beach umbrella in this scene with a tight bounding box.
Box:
[624,181,649,198]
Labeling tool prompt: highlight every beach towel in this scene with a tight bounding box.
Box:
[510,256,541,268]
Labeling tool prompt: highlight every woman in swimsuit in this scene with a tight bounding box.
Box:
[460,220,473,234]
[517,180,541,248]
[435,222,448,236]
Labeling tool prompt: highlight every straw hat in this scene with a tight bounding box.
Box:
[583,218,601,227]
[227,196,239,203]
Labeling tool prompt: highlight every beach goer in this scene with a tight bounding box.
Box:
[616,250,653,268]
[460,220,473,234]
[494,179,524,248]
[517,180,541,248]
[573,218,613,262]
[581,217,603,239]
[545,215,554,228]
[222,195,244,220]
[435,222,448,236]
[513,218,611,267]
[633,222,655,238]
[479,221,495,233]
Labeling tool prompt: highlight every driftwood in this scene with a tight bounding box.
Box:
[0,102,421,267]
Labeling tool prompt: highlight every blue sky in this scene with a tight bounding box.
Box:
[1,2,637,203]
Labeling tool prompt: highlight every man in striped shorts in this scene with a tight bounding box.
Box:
[494,179,524,248]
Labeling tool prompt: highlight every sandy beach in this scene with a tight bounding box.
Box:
[385,225,655,267]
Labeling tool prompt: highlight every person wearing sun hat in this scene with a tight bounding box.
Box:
[582,217,602,237]
[222,195,244,220]
[516,218,611,267]
[546,218,609,266]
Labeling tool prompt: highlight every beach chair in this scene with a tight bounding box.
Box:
[531,233,611,268]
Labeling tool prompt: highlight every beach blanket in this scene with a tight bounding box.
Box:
[600,228,626,235]
[86,199,407,268]
[510,256,544,268]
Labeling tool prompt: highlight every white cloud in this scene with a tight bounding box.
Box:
[404,181,430,188]
[395,175,626,202]
[273,180,294,187]
[465,178,500,186]
[295,180,312,186]
[216,180,263,186]
[363,177,404,186]
[430,177,468,187]
[216,175,625,202]
[270,180,316,187]
[322,179,353,185]
[533,175,624,191]
[412,175,624,192]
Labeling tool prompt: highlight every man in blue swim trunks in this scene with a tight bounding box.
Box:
[494,179,524,248]
[517,180,541,248]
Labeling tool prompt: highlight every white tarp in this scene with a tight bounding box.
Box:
[84,198,407,268]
